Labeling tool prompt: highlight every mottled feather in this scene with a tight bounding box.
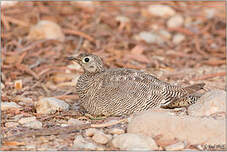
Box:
[68,53,205,116]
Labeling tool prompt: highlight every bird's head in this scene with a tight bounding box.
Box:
[67,53,105,74]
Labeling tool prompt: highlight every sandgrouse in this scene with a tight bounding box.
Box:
[68,53,205,116]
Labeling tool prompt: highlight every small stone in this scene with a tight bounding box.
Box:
[167,14,184,28]
[71,102,81,111]
[68,118,85,125]
[92,132,112,145]
[28,20,65,42]
[1,82,5,90]
[108,128,125,135]
[45,81,58,90]
[15,96,33,104]
[1,102,21,111]
[138,32,163,44]
[35,97,69,114]
[112,133,158,150]
[1,1,17,7]
[85,128,112,144]
[25,144,36,150]
[5,122,19,127]
[148,5,176,17]
[172,34,185,44]
[188,90,226,117]
[73,135,103,150]
[61,124,69,127]
[159,30,172,40]
[18,116,36,124]
[85,128,98,137]
[184,17,193,28]
[18,117,42,129]
[165,141,185,151]
[204,8,216,19]
[115,16,130,23]
[23,120,42,129]
[128,110,225,145]
[71,1,94,8]
[13,114,24,121]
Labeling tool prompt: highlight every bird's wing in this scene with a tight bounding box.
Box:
[89,69,165,115]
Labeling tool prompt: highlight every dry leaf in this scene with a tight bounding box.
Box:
[3,141,25,146]
[125,45,150,63]
[14,80,22,90]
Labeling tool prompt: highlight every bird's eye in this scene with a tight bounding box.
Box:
[83,57,90,63]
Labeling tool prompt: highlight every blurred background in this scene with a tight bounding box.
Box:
[1,1,226,150]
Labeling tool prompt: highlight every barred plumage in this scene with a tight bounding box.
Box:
[68,53,205,116]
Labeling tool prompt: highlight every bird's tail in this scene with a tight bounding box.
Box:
[163,94,202,109]
[183,83,205,94]
[161,83,205,109]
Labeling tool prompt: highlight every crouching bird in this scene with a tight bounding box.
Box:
[67,53,205,116]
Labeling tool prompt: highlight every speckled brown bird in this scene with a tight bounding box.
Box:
[67,53,205,116]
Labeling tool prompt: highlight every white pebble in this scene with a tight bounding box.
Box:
[5,122,19,127]
[28,20,65,42]
[116,16,130,23]
[204,8,216,19]
[1,82,5,89]
[138,32,163,44]
[165,141,186,150]
[73,135,104,150]
[1,102,21,111]
[172,34,185,44]
[159,30,172,40]
[108,128,125,135]
[112,133,158,150]
[19,117,42,129]
[1,1,17,7]
[167,14,184,28]
[92,132,112,144]
[18,117,36,124]
[148,5,176,17]
[85,128,100,137]
[68,118,85,125]
[23,120,42,129]
[35,97,69,114]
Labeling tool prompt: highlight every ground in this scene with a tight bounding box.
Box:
[1,1,226,151]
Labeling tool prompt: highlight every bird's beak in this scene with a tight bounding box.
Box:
[66,56,79,62]
[66,56,76,60]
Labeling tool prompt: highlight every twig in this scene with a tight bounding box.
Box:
[54,95,78,100]
[75,37,84,53]
[40,83,51,96]
[4,16,29,27]
[194,38,209,56]
[203,59,226,66]
[1,14,11,30]
[192,71,226,81]
[2,124,91,141]
[38,68,50,77]
[3,117,129,142]
[29,60,41,69]
[168,27,195,36]
[16,52,27,65]
[16,64,40,80]
[15,40,46,53]
[91,118,128,128]
[63,28,95,43]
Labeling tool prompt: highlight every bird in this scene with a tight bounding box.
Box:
[67,53,205,116]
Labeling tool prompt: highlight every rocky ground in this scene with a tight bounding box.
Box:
[1,1,226,151]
